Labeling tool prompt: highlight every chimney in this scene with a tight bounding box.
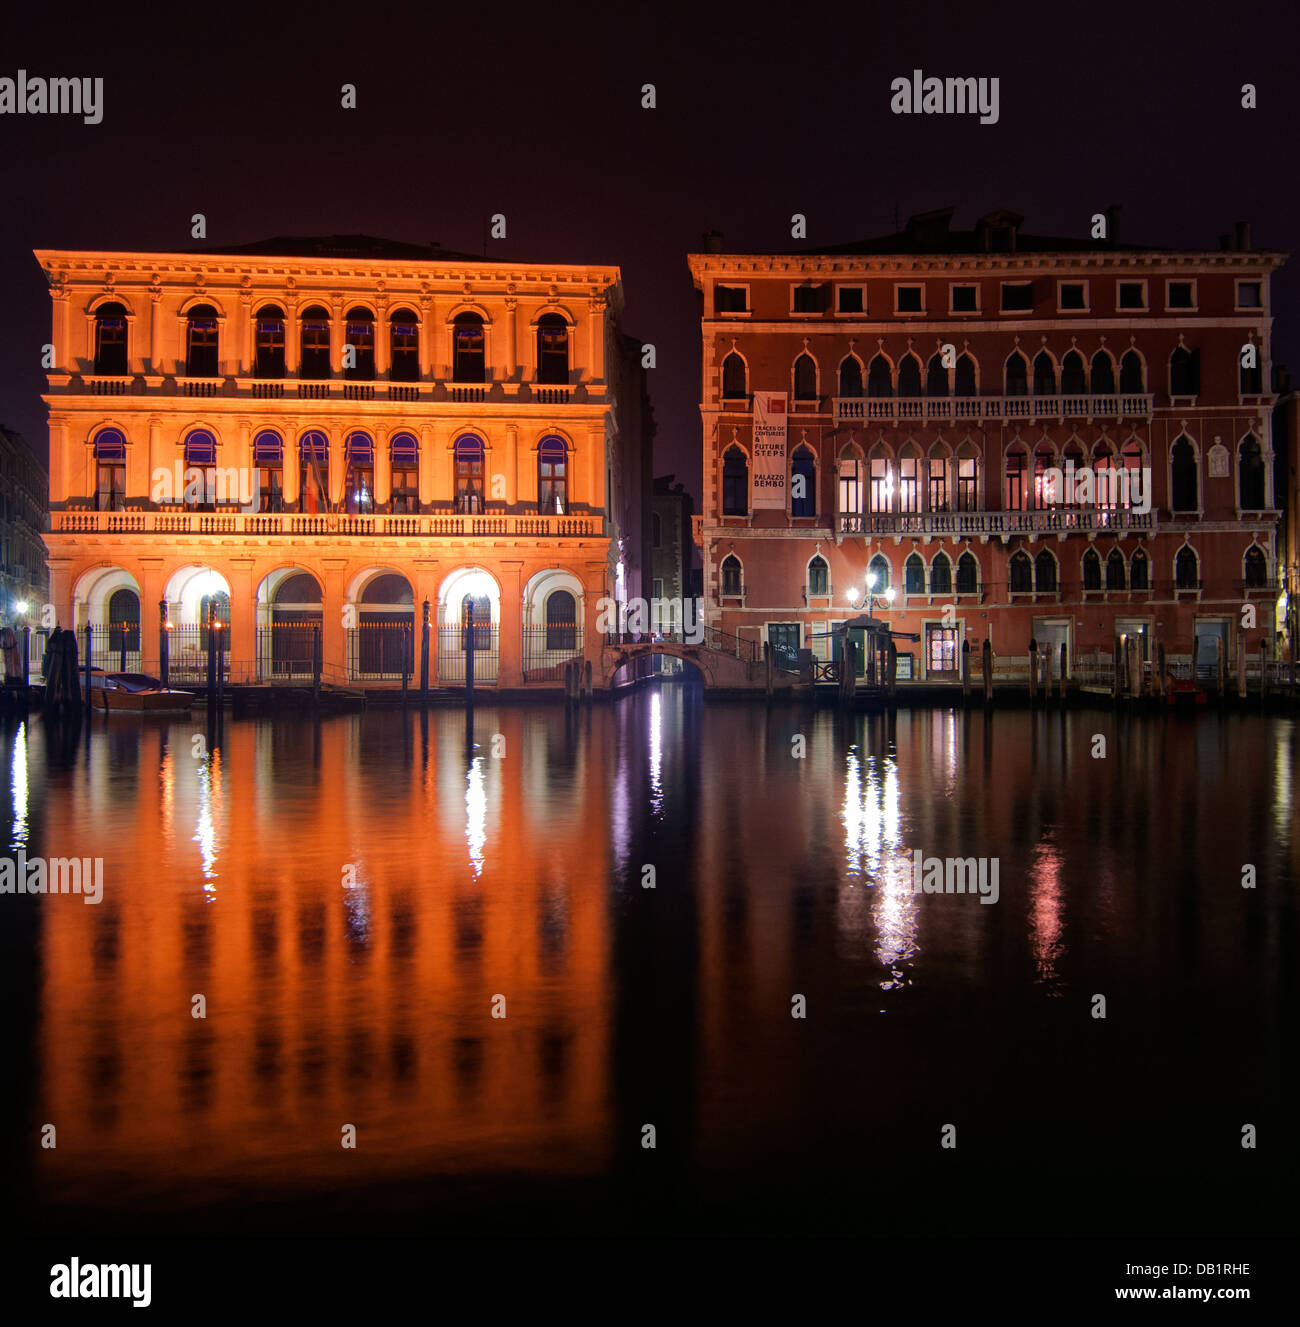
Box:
[1235,220,1252,251]
[1106,204,1122,248]
[703,231,725,254]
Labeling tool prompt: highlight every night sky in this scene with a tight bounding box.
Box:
[3,0,1298,498]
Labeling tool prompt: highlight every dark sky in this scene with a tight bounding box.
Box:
[3,0,1298,500]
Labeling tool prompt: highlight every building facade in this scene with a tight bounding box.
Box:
[689,210,1286,681]
[36,236,647,688]
[0,425,48,623]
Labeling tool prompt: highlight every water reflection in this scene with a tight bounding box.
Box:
[0,699,1293,1226]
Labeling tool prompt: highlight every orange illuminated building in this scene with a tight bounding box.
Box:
[35,236,649,690]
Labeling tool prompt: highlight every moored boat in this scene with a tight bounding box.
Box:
[88,670,195,714]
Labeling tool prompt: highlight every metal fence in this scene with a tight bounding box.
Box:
[436,624,499,684]
[346,623,414,680]
[522,623,582,682]
[165,625,231,683]
[255,624,318,681]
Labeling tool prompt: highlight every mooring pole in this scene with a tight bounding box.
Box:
[961,639,971,706]
[22,625,30,709]
[84,622,93,720]
[464,598,475,711]
[420,599,430,702]
[159,600,170,687]
[312,624,322,707]
[1028,638,1038,705]
[982,638,992,708]
[401,625,410,707]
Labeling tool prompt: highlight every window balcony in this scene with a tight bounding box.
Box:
[833,394,1154,425]
[837,507,1158,539]
[50,509,605,539]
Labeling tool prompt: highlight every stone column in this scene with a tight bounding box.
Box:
[284,423,300,506]
[240,294,254,373]
[320,559,348,678]
[376,433,392,507]
[375,303,390,378]
[285,301,300,377]
[328,429,344,506]
[138,561,164,674]
[497,560,524,688]
[421,425,439,508]
[149,292,164,373]
[505,424,518,508]
[587,296,607,383]
[227,559,256,675]
[51,290,69,373]
[504,297,518,380]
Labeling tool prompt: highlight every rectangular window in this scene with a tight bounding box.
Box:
[255,319,285,377]
[1167,280,1195,309]
[808,560,828,595]
[869,458,892,512]
[1001,282,1034,312]
[928,458,948,511]
[1118,281,1146,310]
[97,462,125,511]
[767,623,801,670]
[838,459,863,516]
[792,283,826,313]
[1005,454,1025,511]
[895,285,924,313]
[258,465,284,512]
[836,286,864,314]
[1236,281,1263,309]
[390,322,419,381]
[1058,282,1087,310]
[390,465,418,515]
[950,284,978,313]
[898,456,919,513]
[345,322,375,379]
[715,285,748,313]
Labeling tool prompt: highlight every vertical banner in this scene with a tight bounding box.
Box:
[752,391,788,509]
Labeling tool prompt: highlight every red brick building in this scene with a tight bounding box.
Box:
[688,209,1286,682]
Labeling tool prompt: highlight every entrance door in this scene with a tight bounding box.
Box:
[1034,619,1071,680]
[831,624,867,678]
[1194,619,1227,683]
[925,624,959,677]
[767,623,801,673]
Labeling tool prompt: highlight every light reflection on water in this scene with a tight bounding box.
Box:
[2,695,1295,1225]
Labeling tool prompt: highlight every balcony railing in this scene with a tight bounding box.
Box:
[57,374,594,403]
[838,507,1157,537]
[51,509,605,538]
[833,393,1154,423]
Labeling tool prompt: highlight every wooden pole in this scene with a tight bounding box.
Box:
[1154,641,1165,702]
[420,600,430,701]
[1262,634,1270,708]
[312,624,322,706]
[1237,633,1247,700]
[1028,638,1038,705]
[961,639,971,706]
[1216,635,1226,704]
[982,638,993,707]
[1059,642,1068,706]
[84,622,93,720]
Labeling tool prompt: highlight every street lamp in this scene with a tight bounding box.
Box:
[865,574,896,617]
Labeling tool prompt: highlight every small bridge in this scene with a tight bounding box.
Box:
[600,630,797,691]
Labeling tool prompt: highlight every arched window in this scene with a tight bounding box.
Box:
[1175,546,1199,589]
[185,304,219,377]
[1009,550,1033,593]
[807,555,829,596]
[1170,346,1199,396]
[344,307,375,379]
[838,355,863,398]
[453,312,486,383]
[389,308,419,381]
[791,445,816,518]
[721,555,742,597]
[1171,436,1198,512]
[93,302,129,375]
[1082,547,1102,591]
[930,552,952,595]
[1106,548,1126,590]
[955,353,977,397]
[1005,352,1028,396]
[897,447,920,512]
[1130,548,1149,590]
[956,551,978,594]
[94,428,126,511]
[538,436,567,514]
[389,432,419,514]
[253,430,284,512]
[1091,351,1116,395]
[454,435,485,512]
[1034,549,1057,593]
[956,449,978,511]
[926,353,949,397]
[254,305,286,377]
[722,446,748,515]
[1061,350,1086,395]
[898,354,922,397]
[537,313,569,384]
[904,553,925,595]
[344,431,374,513]
[1032,351,1056,396]
[545,589,577,650]
[868,553,891,594]
[1005,448,1027,511]
[868,451,892,512]
[183,429,217,510]
[867,354,892,397]
[298,431,329,513]
[299,305,331,379]
[1240,340,1263,395]
[1238,434,1266,509]
[1119,350,1144,394]
[1033,444,1057,509]
[1244,546,1268,587]
[928,450,949,511]
[722,352,747,400]
[793,353,818,401]
[107,588,140,655]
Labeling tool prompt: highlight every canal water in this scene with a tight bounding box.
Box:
[0,687,1295,1236]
